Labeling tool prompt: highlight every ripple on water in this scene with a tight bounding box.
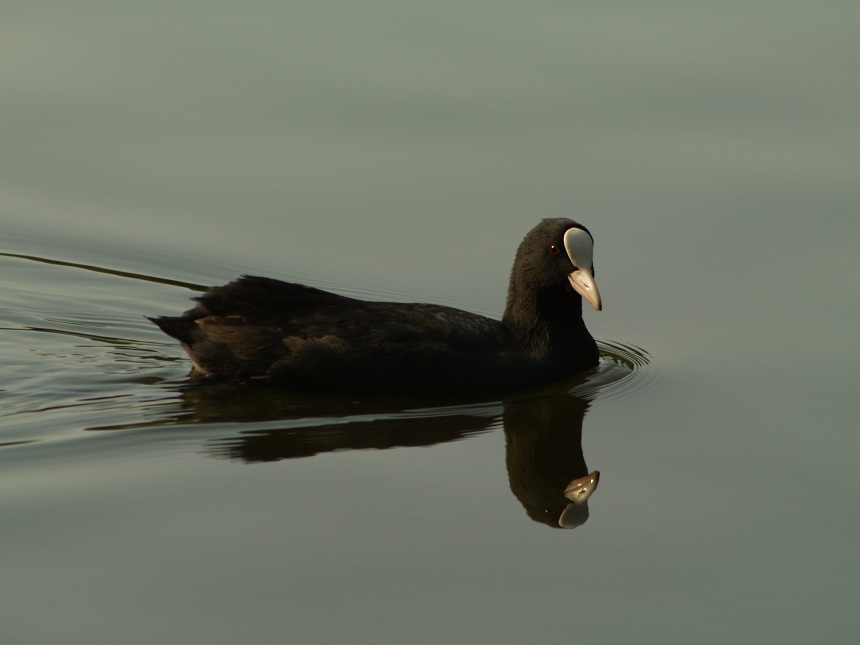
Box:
[563,337,655,404]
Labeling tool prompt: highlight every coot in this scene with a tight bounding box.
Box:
[150,218,602,396]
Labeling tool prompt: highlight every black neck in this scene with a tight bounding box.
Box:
[502,284,588,358]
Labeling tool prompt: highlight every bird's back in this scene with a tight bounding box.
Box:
[151,275,525,396]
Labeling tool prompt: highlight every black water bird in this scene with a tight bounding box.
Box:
[150,218,602,396]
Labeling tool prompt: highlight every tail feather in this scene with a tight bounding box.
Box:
[148,315,197,345]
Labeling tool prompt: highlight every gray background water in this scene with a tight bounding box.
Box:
[2,2,858,643]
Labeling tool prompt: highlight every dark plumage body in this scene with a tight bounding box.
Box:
[150,218,602,397]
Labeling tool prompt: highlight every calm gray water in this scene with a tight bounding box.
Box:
[2,2,858,643]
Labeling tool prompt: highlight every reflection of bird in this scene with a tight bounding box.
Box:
[504,388,599,529]
[209,411,496,463]
[151,218,602,397]
[187,377,600,530]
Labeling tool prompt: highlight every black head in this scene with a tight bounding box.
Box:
[509,218,602,311]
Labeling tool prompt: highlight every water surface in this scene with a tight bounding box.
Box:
[2,2,858,643]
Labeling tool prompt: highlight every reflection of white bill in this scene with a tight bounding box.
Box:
[559,471,601,529]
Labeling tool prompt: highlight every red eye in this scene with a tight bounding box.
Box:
[549,245,560,256]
